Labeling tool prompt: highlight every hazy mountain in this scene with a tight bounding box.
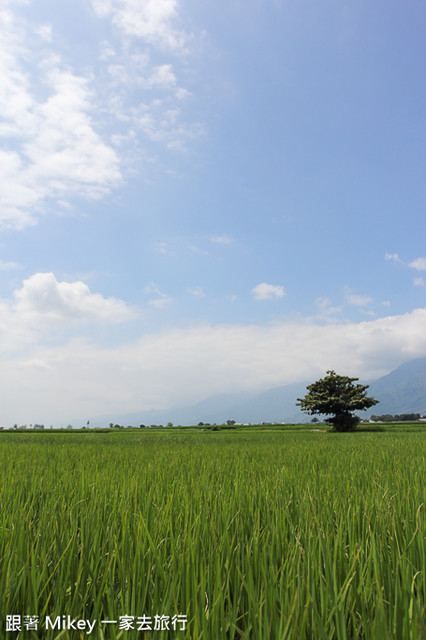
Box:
[367,357,426,416]
[89,391,255,428]
[89,357,426,427]
[211,382,309,424]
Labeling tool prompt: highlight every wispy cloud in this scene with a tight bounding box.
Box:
[414,277,425,287]
[90,0,188,52]
[0,259,20,270]
[210,235,233,245]
[251,283,285,301]
[144,282,173,308]
[188,243,209,256]
[385,253,402,263]
[188,286,205,298]
[344,288,373,307]
[155,241,176,256]
[315,296,342,317]
[0,6,121,229]
[92,0,203,153]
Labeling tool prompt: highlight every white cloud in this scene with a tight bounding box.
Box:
[0,7,121,229]
[0,272,135,359]
[414,277,425,287]
[251,283,285,301]
[13,272,135,326]
[0,1,201,229]
[409,257,426,272]
[385,254,426,273]
[25,66,121,190]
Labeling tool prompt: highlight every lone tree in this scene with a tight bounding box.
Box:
[296,370,379,432]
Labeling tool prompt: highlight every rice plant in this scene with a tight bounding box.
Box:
[0,429,424,639]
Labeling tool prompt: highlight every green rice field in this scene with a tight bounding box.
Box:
[0,428,424,639]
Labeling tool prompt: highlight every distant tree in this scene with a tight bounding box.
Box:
[371,414,393,422]
[167,422,173,427]
[227,419,236,425]
[296,370,379,432]
[397,413,420,422]
[371,413,421,423]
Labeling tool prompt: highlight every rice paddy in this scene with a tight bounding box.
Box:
[0,428,424,639]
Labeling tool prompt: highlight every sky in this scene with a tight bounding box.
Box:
[0,0,425,426]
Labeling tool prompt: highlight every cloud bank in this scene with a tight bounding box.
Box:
[2,290,426,424]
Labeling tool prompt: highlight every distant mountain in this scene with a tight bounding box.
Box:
[89,357,426,427]
[89,383,309,427]
[367,357,426,417]
[90,391,256,428]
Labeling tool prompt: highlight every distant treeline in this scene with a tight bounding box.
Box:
[370,413,424,422]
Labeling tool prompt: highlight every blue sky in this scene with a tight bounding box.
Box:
[1,0,425,425]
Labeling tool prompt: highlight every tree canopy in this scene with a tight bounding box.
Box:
[296,370,379,432]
